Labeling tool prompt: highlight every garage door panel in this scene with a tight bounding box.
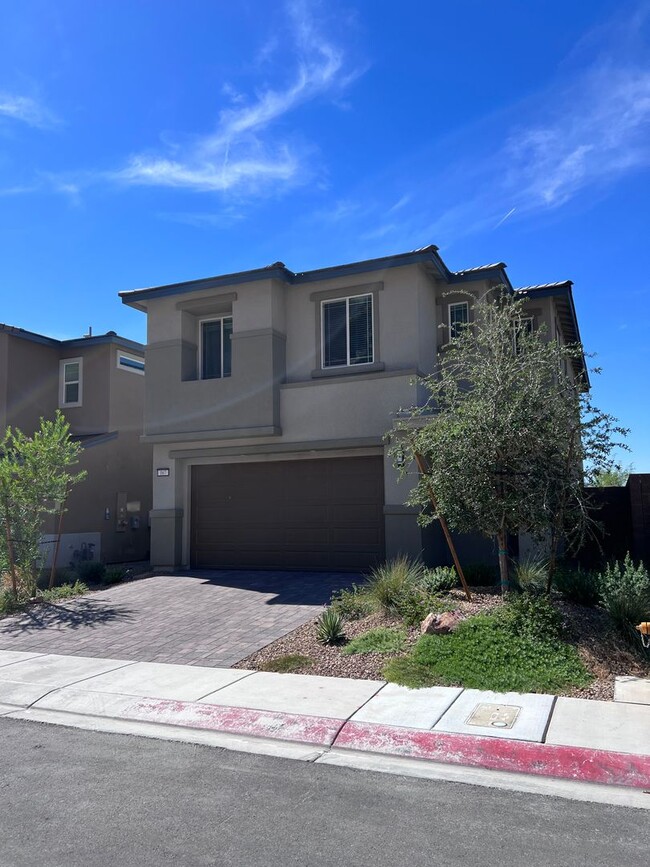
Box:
[191,456,385,570]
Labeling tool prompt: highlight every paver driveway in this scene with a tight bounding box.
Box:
[0,571,359,667]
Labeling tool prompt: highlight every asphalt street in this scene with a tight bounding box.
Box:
[0,717,647,867]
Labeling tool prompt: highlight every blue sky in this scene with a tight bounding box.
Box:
[1,0,649,469]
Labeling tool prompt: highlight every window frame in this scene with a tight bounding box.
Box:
[116,350,145,375]
[320,292,375,370]
[59,357,83,408]
[199,315,233,380]
[448,301,469,341]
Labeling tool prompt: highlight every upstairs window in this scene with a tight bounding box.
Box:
[201,317,232,379]
[448,302,469,340]
[322,294,373,368]
[60,358,82,407]
[117,351,145,374]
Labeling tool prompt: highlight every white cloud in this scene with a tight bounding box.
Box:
[505,65,650,210]
[0,93,59,129]
[114,1,358,196]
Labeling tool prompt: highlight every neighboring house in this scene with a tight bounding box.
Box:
[120,245,584,572]
[0,325,152,566]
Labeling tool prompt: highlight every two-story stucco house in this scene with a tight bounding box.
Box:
[0,325,152,566]
[120,245,583,573]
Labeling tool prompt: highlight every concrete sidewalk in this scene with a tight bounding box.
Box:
[1,650,648,803]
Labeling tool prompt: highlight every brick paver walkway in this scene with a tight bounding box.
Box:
[0,571,359,668]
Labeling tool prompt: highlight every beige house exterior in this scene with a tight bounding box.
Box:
[0,325,152,565]
[121,245,584,572]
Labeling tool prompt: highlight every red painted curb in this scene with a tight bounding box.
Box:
[122,697,343,746]
[334,721,650,789]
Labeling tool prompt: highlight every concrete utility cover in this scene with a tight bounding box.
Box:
[433,689,554,742]
[466,702,521,729]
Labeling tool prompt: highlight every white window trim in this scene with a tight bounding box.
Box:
[320,293,374,369]
[116,350,145,375]
[448,301,469,340]
[199,316,232,380]
[59,357,83,408]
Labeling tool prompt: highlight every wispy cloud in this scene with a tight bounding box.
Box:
[0,93,59,129]
[114,0,360,197]
[504,65,650,211]
[307,5,650,253]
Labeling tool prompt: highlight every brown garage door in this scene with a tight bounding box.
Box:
[191,456,385,571]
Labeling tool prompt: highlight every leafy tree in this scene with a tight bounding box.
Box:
[591,463,633,487]
[392,288,627,593]
[0,412,86,598]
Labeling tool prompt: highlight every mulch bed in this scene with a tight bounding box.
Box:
[234,587,649,701]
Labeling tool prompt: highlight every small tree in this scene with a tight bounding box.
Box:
[392,288,626,593]
[0,412,86,597]
[591,463,633,487]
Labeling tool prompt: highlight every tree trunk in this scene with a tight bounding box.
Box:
[3,500,18,599]
[497,528,510,595]
[546,529,558,595]
[48,502,66,590]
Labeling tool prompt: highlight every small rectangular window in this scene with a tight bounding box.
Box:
[322,294,373,368]
[201,317,232,379]
[448,302,469,340]
[117,351,145,374]
[60,358,82,407]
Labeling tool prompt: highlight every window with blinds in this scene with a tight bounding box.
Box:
[322,294,373,368]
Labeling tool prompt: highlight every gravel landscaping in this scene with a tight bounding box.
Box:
[235,586,649,700]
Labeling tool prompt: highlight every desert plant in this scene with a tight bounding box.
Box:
[395,589,452,628]
[366,556,425,615]
[597,554,650,653]
[316,608,346,645]
[39,580,89,602]
[419,566,457,594]
[330,584,374,620]
[342,627,407,655]
[103,567,127,585]
[513,557,548,594]
[496,592,564,642]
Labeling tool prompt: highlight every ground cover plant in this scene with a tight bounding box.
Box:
[342,627,407,656]
[384,593,592,693]
[260,654,313,673]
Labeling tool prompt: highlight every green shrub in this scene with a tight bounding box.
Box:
[514,557,548,594]
[39,580,89,602]
[330,584,374,620]
[384,614,591,693]
[260,655,312,673]
[395,589,452,628]
[0,589,20,615]
[316,608,346,645]
[103,567,127,585]
[553,565,600,606]
[366,556,425,615]
[75,561,106,583]
[419,566,457,594]
[496,592,564,642]
[597,554,650,653]
[462,563,499,586]
[342,627,407,655]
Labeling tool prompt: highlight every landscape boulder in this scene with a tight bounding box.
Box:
[420,610,462,635]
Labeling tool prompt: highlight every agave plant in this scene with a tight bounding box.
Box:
[316,608,346,645]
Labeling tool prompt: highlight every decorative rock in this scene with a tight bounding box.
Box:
[420,611,462,635]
